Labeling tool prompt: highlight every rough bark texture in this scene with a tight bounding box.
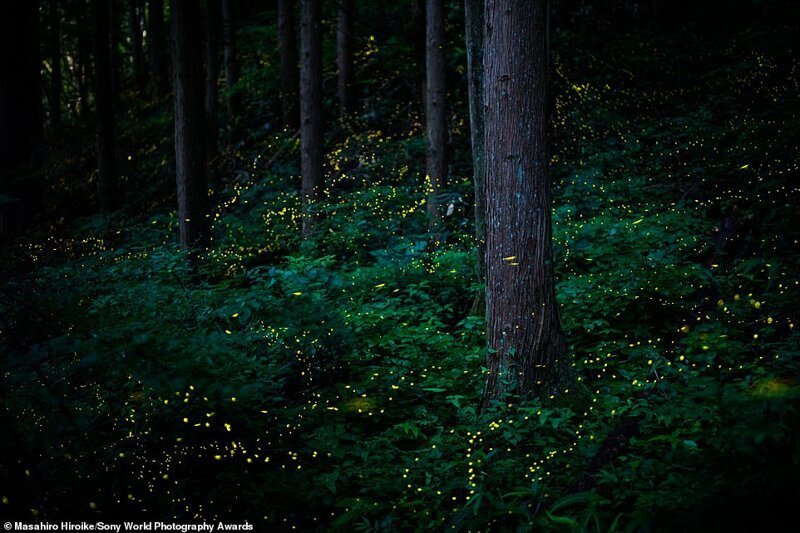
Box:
[482,0,566,404]
[93,0,118,212]
[204,0,221,185]
[336,0,355,115]
[299,0,322,237]
[278,0,299,130]
[465,0,486,284]
[0,0,43,241]
[425,0,446,234]
[129,0,147,91]
[172,0,210,248]
[221,0,241,116]
[148,0,169,98]
[49,0,63,130]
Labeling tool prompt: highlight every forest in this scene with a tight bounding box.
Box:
[1,0,799,530]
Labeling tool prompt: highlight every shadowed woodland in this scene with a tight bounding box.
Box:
[1,0,799,529]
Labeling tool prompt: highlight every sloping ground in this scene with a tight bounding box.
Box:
[2,10,799,532]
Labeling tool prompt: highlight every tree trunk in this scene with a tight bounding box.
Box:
[336,0,355,116]
[171,0,210,248]
[0,0,43,241]
[465,0,486,286]
[482,0,566,404]
[93,0,118,212]
[110,0,122,97]
[299,0,322,237]
[129,0,147,91]
[277,0,299,130]
[221,0,241,116]
[204,0,221,185]
[148,0,169,98]
[410,0,425,110]
[425,0,446,235]
[76,15,91,118]
[49,0,63,130]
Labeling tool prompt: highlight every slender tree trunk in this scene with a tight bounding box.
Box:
[336,0,355,116]
[299,0,322,237]
[110,0,122,97]
[129,0,147,91]
[0,0,43,241]
[425,0,446,235]
[204,0,221,186]
[76,17,91,118]
[277,0,299,130]
[49,0,63,130]
[171,0,209,248]
[482,0,566,405]
[465,0,486,286]
[410,0,425,109]
[93,0,118,212]
[148,0,169,98]
[221,0,241,116]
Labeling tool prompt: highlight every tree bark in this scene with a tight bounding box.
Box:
[49,0,63,130]
[172,0,210,249]
[129,0,147,91]
[336,0,355,116]
[299,0,322,237]
[93,0,118,212]
[410,0,425,109]
[425,0,446,235]
[465,0,485,285]
[482,0,566,404]
[110,0,122,97]
[76,12,91,118]
[204,0,221,185]
[278,0,299,130]
[221,0,241,116]
[148,0,169,98]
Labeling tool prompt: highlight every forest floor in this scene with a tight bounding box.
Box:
[2,7,800,531]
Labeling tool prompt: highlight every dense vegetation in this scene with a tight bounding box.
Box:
[2,1,799,530]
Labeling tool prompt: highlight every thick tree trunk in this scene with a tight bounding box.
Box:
[49,0,63,130]
[482,0,566,404]
[299,0,322,237]
[336,0,355,116]
[221,0,241,116]
[465,0,486,286]
[171,0,209,248]
[278,0,299,130]
[204,0,221,185]
[0,0,43,241]
[93,0,118,212]
[425,0,446,235]
[129,0,147,91]
[148,0,169,98]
